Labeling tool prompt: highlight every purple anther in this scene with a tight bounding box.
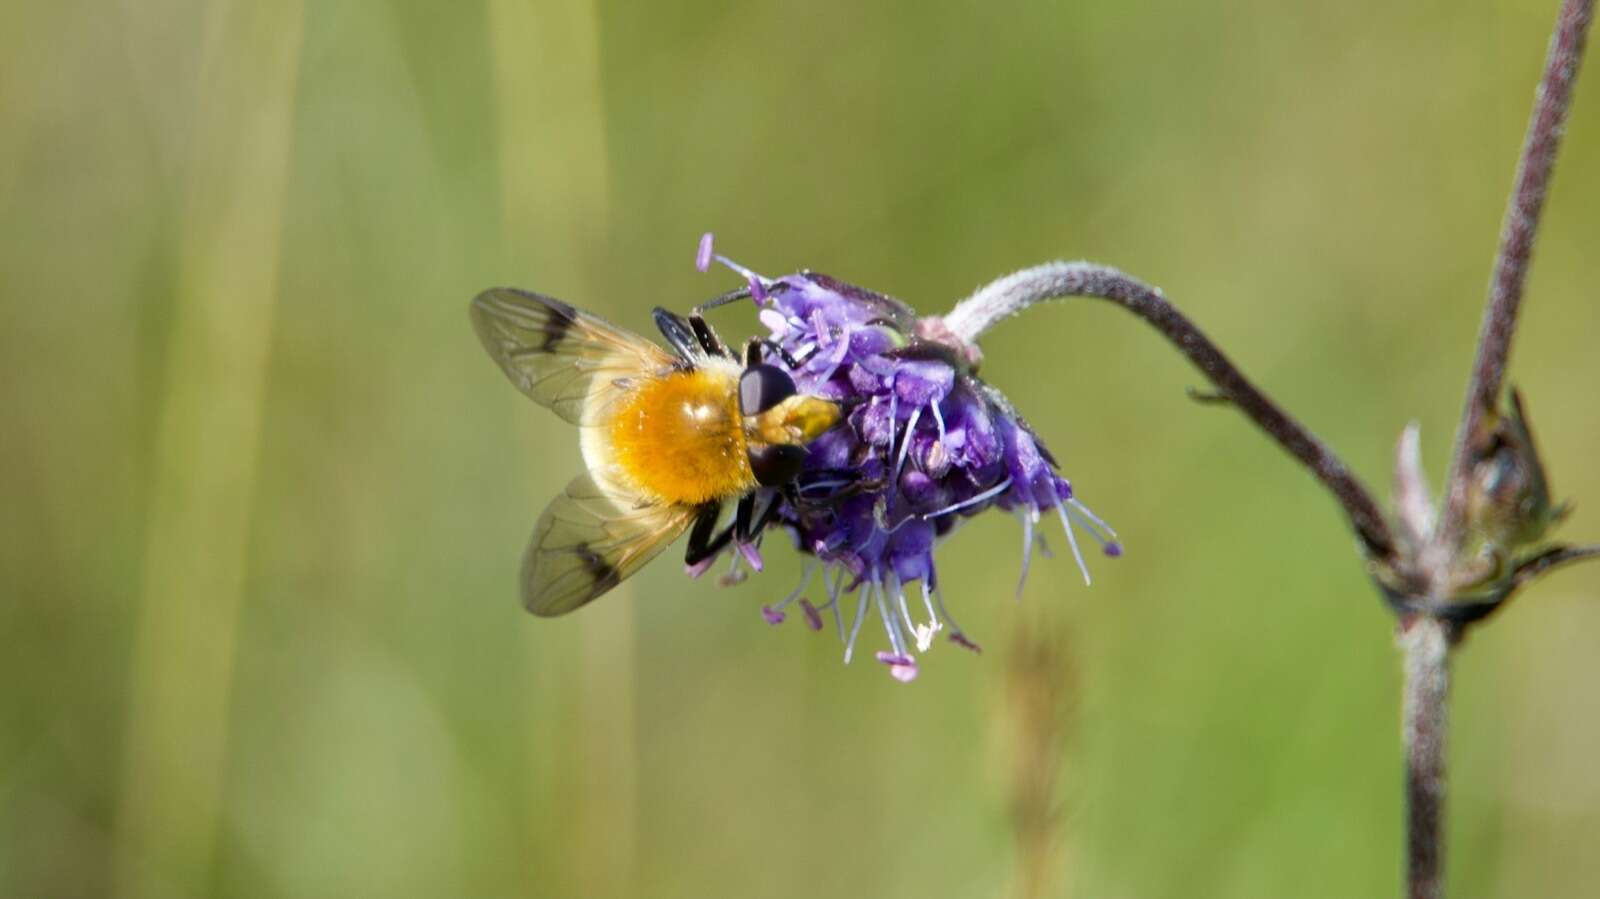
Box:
[695,233,714,272]
[875,651,919,683]
[737,541,764,572]
[949,632,983,654]
[799,599,824,631]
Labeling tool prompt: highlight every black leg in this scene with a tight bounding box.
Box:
[731,490,782,543]
[744,489,782,540]
[693,280,791,316]
[793,469,881,507]
[685,503,734,566]
[742,336,808,370]
[688,312,733,359]
[694,285,753,314]
[764,339,807,369]
[653,307,700,361]
[732,493,756,542]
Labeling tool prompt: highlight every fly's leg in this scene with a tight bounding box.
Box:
[653,306,736,361]
[653,307,700,362]
[734,489,783,543]
[793,467,883,508]
[688,312,734,359]
[742,336,810,370]
[692,280,791,317]
[684,503,735,566]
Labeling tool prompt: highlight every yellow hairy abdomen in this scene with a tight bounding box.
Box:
[603,368,755,506]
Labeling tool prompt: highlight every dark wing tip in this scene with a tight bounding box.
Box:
[519,540,625,617]
[515,474,693,617]
[469,287,586,388]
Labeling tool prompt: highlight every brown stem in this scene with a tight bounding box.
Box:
[1438,0,1594,550]
[1401,617,1451,899]
[939,262,1398,561]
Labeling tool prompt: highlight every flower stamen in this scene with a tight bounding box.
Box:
[760,559,819,626]
[928,578,981,653]
[875,579,912,661]
[894,406,922,483]
[799,599,824,631]
[875,650,919,683]
[922,477,1013,521]
[844,581,869,663]
[1020,508,1043,598]
[695,232,714,272]
[719,547,750,587]
[737,541,764,572]
[1053,498,1091,586]
[889,571,923,648]
[826,566,847,642]
[1066,497,1124,557]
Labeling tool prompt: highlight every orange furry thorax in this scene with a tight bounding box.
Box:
[603,366,755,506]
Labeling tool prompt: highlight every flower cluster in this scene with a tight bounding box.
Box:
[692,235,1119,681]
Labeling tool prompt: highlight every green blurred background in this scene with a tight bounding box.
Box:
[3,0,1597,896]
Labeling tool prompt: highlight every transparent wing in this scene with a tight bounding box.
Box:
[470,287,676,425]
[520,472,697,616]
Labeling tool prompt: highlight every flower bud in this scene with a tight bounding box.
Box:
[1464,389,1569,555]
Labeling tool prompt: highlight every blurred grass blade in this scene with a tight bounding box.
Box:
[999,603,1077,899]
[487,2,634,897]
[488,0,611,253]
[113,2,304,895]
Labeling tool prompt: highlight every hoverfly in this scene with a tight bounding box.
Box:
[470,286,844,615]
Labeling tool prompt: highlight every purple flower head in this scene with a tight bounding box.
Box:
[693,235,1119,681]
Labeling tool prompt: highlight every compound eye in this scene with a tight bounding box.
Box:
[739,364,797,416]
[748,443,807,487]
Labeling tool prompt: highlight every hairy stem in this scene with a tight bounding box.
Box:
[1507,543,1600,590]
[940,262,1397,560]
[1401,617,1451,899]
[1439,0,1594,550]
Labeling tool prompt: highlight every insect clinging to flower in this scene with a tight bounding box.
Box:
[472,235,1120,680]
[469,280,850,616]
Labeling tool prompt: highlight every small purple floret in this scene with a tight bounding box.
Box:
[761,605,786,625]
[685,557,717,579]
[1104,542,1124,558]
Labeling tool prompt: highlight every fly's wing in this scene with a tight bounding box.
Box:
[521,472,697,616]
[470,288,677,426]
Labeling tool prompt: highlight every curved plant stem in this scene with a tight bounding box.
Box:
[1438,0,1594,551]
[940,262,1398,561]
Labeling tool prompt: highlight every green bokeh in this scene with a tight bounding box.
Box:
[2,1,1596,897]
